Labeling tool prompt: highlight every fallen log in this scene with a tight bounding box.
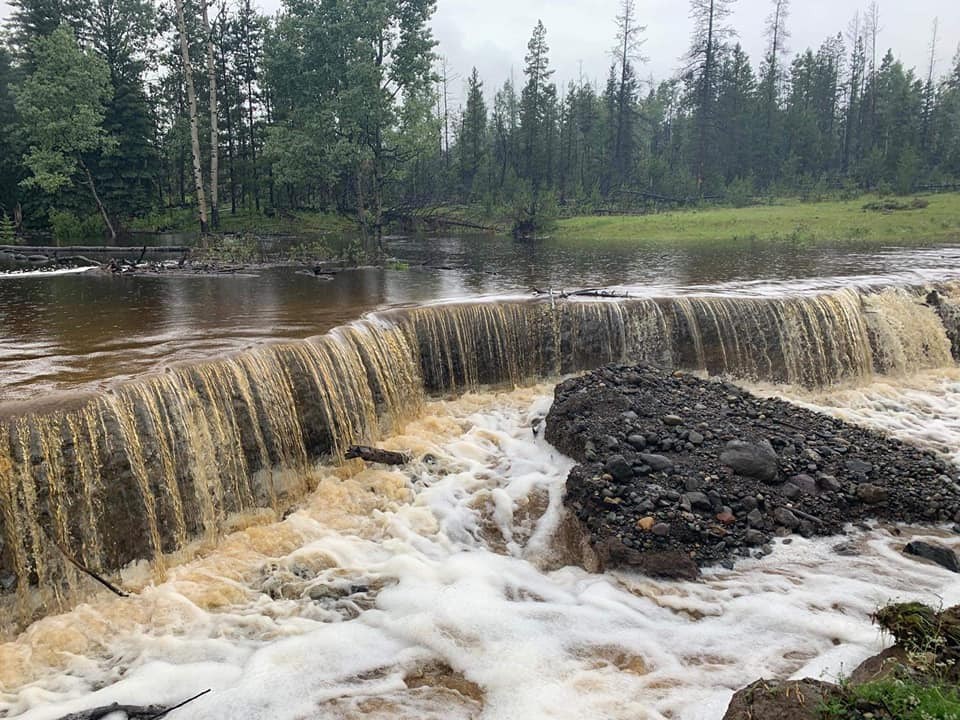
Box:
[59,689,211,720]
[345,445,410,466]
[42,526,128,598]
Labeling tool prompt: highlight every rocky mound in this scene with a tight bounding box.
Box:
[545,364,960,577]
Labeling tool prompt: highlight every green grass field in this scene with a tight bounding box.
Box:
[554,194,960,246]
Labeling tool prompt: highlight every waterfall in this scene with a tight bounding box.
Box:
[1,283,958,633]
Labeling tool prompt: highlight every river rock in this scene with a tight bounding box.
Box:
[720,440,779,483]
[773,507,800,530]
[638,453,673,472]
[789,474,818,495]
[722,679,843,720]
[845,459,873,477]
[856,484,889,504]
[817,474,841,492]
[604,454,633,482]
[682,492,712,512]
[903,540,960,573]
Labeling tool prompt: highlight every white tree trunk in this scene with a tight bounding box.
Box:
[203,0,220,229]
[175,0,209,234]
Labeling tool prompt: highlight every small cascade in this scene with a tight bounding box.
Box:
[0,284,957,632]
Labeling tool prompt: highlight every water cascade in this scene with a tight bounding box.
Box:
[1,283,958,632]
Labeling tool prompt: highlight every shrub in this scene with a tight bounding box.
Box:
[49,210,105,245]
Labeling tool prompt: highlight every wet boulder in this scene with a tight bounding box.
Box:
[903,540,960,573]
[722,679,843,720]
[720,440,779,483]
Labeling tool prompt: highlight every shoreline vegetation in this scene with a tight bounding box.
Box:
[4,192,959,274]
[142,190,960,249]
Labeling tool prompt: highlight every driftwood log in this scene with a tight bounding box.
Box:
[58,689,211,720]
[345,445,410,465]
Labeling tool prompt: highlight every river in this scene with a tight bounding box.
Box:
[1,236,959,719]
[3,236,960,403]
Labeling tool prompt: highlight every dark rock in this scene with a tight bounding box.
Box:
[662,414,683,426]
[817,474,841,492]
[601,435,620,451]
[720,440,779,483]
[789,474,819,495]
[903,541,960,573]
[688,430,705,445]
[722,679,843,720]
[682,492,712,512]
[626,434,647,450]
[846,459,873,476]
[638,453,673,472]
[652,523,671,537]
[0,571,16,592]
[773,507,800,530]
[596,538,699,580]
[833,542,859,557]
[781,483,801,500]
[745,529,766,546]
[604,454,633,482]
[746,509,764,526]
[856,484,889,504]
[849,646,911,686]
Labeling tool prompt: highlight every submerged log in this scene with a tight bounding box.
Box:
[345,445,410,465]
[59,689,211,720]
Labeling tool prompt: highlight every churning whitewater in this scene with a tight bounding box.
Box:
[0,385,958,720]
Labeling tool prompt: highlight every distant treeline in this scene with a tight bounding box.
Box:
[0,0,958,245]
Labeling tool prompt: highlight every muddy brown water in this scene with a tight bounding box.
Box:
[2,234,960,403]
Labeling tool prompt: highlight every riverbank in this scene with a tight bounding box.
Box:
[553,193,960,245]
[546,363,960,578]
[128,207,358,237]
[724,601,960,719]
[30,192,958,248]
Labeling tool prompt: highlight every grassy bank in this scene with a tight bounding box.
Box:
[553,193,960,245]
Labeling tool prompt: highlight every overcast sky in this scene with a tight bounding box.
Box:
[422,0,959,106]
[1,0,956,105]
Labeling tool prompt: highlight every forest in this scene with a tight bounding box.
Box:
[0,0,959,247]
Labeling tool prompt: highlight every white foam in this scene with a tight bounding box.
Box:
[0,266,96,279]
[1,386,958,720]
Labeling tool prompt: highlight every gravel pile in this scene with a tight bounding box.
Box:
[545,363,960,577]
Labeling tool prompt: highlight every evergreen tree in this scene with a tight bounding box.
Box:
[609,0,645,190]
[88,0,158,222]
[685,0,738,193]
[520,20,555,189]
[458,68,487,197]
